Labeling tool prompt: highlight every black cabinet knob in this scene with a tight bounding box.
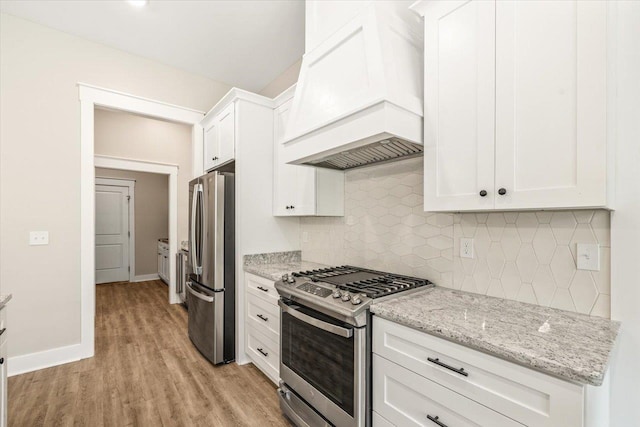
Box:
[479,190,487,197]
[498,188,507,195]
[0,358,4,365]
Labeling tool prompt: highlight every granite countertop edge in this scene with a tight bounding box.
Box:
[371,288,620,387]
[242,252,328,282]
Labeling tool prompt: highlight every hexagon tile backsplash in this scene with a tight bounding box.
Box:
[300,158,612,318]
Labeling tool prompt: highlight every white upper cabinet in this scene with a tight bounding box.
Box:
[273,86,345,217]
[421,0,496,211]
[414,0,612,212]
[203,101,235,171]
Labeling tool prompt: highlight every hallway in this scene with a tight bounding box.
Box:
[9,280,290,426]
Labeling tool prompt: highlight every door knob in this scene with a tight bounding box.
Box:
[498,188,507,195]
[479,190,487,197]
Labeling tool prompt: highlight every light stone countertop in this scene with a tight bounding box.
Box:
[243,251,328,282]
[0,294,12,309]
[371,287,620,386]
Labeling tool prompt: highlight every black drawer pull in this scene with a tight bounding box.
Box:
[0,358,4,365]
[257,348,268,357]
[427,357,468,377]
[256,314,268,322]
[257,286,269,292]
[0,328,6,336]
[427,415,448,427]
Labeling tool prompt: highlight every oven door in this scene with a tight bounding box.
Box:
[279,299,366,427]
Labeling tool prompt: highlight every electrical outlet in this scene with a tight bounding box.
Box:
[460,238,474,259]
[30,231,49,246]
[577,243,600,271]
[302,232,309,243]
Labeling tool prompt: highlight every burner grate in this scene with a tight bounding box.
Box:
[289,265,431,299]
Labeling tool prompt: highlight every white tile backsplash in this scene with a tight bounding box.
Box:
[300,158,611,318]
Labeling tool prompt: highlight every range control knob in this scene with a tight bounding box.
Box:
[351,295,363,305]
[332,290,342,299]
[341,292,351,302]
[287,275,296,284]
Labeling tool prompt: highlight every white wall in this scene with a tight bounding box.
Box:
[258,58,302,98]
[609,2,640,424]
[94,109,192,249]
[0,13,230,359]
[301,158,612,318]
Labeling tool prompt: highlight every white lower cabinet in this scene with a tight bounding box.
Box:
[245,273,280,384]
[0,305,8,427]
[157,241,169,284]
[373,317,605,427]
[374,355,521,427]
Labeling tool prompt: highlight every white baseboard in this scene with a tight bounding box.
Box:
[8,343,84,377]
[133,274,160,282]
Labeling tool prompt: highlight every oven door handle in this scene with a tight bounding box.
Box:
[278,300,353,338]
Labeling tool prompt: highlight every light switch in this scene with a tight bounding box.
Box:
[460,238,474,259]
[29,231,49,246]
[577,243,600,271]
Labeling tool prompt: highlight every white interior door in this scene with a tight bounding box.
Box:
[95,184,130,284]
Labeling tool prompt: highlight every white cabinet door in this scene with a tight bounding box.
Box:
[494,0,608,210]
[203,120,219,171]
[423,0,496,211]
[217,103,236,166]
[203,102,235,172]
[273,98,299,216]
[157,249,163,279]
[0,340,6,427]
[293,166,317,215]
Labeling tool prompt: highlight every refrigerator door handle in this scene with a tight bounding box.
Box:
[191,183,203,275]
[187,282,214,303]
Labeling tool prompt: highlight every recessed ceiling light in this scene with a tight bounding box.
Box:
[128,0,148,8]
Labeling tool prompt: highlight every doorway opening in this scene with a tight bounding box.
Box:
[79,83,204,360]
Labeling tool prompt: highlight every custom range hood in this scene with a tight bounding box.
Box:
[281,1,424,170]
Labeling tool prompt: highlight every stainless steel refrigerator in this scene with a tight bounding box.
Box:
[187,171,235,364]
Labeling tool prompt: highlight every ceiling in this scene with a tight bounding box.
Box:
[0,0,305,92]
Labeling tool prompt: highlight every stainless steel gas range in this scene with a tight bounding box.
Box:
[275,266,434,427]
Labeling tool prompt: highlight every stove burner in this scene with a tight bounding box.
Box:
[289,266,431,299]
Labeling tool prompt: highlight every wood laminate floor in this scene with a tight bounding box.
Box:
[9,280,291,427]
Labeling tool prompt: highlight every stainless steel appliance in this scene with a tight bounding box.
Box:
[176,249,188,306]
[275,266,433,427]
[187,171,235,365]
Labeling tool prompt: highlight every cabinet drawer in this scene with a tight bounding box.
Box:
[247,326,279,385]
[247,293,280,343]
[374,355,522,427]
[373,317,583,427]
[372,411,394,427]
[246,274,278,304]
